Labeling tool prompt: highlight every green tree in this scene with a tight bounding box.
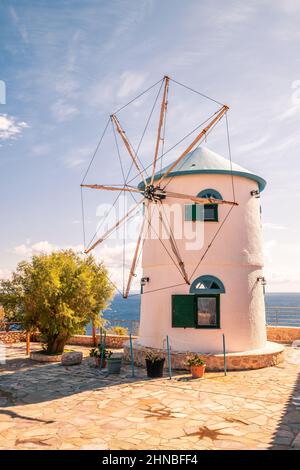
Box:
[0,250,114,353]
[0,305,4,323]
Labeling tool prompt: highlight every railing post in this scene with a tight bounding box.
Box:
[166,335,172,379]
[99,327,103,347]
[99,329,106,369]
[129,333,135,378]
[26,331,30,356]
[222,334,227,376]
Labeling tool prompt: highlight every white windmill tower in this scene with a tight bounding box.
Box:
[81,76,284,370]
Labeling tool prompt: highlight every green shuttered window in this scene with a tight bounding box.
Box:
[204,204,218,221]
[184,189,222,223]
[172,295,195,328]
[184,202,218,222]
[172,294,220,329]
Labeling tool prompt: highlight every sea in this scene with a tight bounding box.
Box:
[86,292,300,334]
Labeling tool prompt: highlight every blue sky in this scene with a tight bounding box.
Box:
[0,0,300,292]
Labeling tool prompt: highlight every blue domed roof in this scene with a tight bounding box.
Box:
[141,147,266,192]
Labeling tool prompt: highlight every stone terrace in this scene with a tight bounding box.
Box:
[0,343,300,450]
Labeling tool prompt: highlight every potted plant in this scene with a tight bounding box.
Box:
[89,347,100,367]
[145,351,165,378]
[89,346,111,368]
[107,354,123,374]
[187,354,206,379]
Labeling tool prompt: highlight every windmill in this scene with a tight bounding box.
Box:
[80,76,237,298]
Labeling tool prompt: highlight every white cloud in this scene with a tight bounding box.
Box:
[214,4,255,26]
[51,99,79,122]
[9,6,29,44]
[263,239,277,264]
[262,222,288,231]
[13,241,84,257]
[263,237,300,291]
[237,134,270,154]
[274,0,300,13]
[31,144,51,156]
[0,268,11,280]
[264,267,300,292]
[98,1,152,55]
[55,77,80,97]
[0,114,29,141]
[94,242,141,292]
[64,146,93,168]
[117,71,147,99]
[89,71,147,109]
[11,240,140,293]
[276,103,300,122]
[274,81,300,121]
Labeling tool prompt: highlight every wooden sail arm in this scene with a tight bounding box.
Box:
[158,205,190,285]
[110,114,148,187]
[123,209,147,298]
[162,190,238,206]
[84,199,144,254]
[81,184,142,195]
[155,104,229,187]
[150,76,170,185]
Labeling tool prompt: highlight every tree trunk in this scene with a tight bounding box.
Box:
[47,336,67,354]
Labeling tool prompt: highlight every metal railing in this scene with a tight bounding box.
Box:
[1,319,140,336]
[266,306,300,327]
[104,319,140,336]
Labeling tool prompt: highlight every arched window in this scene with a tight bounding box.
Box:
[190,275,225,294]
[184,189,222,222]
[197,189,223,200]
[197,189,222,222]
[172,275,224,329]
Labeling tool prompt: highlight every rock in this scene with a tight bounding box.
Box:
[61,351,83,366]
[30,351,62,362]
[292,432,300,449]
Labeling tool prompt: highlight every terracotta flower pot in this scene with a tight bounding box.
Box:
[190,364,206,379]
[94,357,106,368]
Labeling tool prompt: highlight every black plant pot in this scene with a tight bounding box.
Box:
[146,358,165,378]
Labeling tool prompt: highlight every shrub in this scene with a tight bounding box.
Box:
[145,350,165,363]
[186,354,206,366]
[0,250,114,354]
[89,346,112,359]
[109,325,128,336]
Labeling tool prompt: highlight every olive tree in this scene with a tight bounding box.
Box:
[0,250,114,353]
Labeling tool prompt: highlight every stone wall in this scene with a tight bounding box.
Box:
[267,326,300,344]
[0,331,27,344]
[123,341,284,371]
[67,334,137,349]
[0,331,136,349]
[2,325,298,351]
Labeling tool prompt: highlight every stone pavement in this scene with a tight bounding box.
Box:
[0,342,299,450]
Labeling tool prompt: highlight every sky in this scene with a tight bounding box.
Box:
[0,0,300,293]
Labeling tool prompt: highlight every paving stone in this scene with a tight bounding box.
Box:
[0,342,299,450]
